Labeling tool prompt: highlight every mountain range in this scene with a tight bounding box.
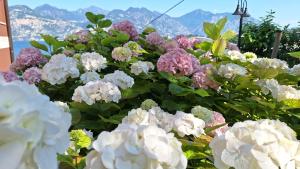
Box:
[9,4,257,41]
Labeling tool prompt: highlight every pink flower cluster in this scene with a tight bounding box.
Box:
[23,67,42,84]
[175,35,192,49]
[111,20,139,40]
[1,71,19,82]
[10,48,47,72]
[206,112,228,136]
[74,30,90,43]
[192,64,219,90]
[146,32,165,46]
[157,48,200,76]
[163,40,179,52]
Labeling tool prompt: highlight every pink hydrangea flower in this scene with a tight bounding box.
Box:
[111,20,139,40]
[192,64,219,90]
[10,48,47,71]
[23,67,42,84]
[163,40,179,52]
[206,112,228,136]
[1,71,19,82]
[74,30,90,43]
[146,32,165,46]
[157,48,200,76]
[227,42,240,51]
[175,35,192,49]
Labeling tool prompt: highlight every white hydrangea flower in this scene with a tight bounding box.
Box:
[85,124,187,169]
[0,80,71,169]
[42,54,80,85]
[173,111,205,137]
[72,80,121,105]
[243,52,257,62]
[122,108,158,126]
[54,101,70,113]
[80,52,107,72]
[257,79,300,101]
[289,64,300,76]
[148,107,175,132]
[130,61,155,75]
[210,119,300,169]
[225,50,247,62]
[218,63,248,79]
[103,70,134,89]
[80,71,100,84]
[253,58,289,70]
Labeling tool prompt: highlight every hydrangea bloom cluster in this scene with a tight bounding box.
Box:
[111,20,139,40]
[130,61,155,75]
[103,70,134,89]
[80,52,107,72]
[218,63,248,79]
[124,41,145,57]
[173,111,206,137]
[0,80,71,169]
[192,64,219,90]
[243,52,257,62]
[146,32,165,46]
[289,64,300,76]
[157,48,200,76]
[163,40,180,52]
[10,47,47,71]
[66,30,90,43]
[72,80,121,105]
[225,50,247,62]
[42,54,80,85]
[210,119,300,169]
[1,71,19,82]
[85,124,187,169]
[257,79,300,101]
[175,35,192,49]
[111,47,133,62]
[80,71,100,84]
[192,105,228,136]
[253,58,289,70]
[23,67,42,84]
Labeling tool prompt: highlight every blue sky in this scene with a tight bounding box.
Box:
[8,0,300,26]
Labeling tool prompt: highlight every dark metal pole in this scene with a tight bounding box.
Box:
[237,15,244,48]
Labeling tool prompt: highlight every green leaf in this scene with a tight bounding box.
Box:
[30,40,48,52]
[168,84,190,96]
[85,12,97,24]
[159,72,178,83]
[222,30,237,40]
[288,51,300,59]
[192,89,210,97]
[41,34,57,45]
[282,99,300,109]
[70,108,81,125]
[216,17,228,32]
[98,114,123,125]
[195,41,212,51]
[74,44,86,51]
[203,22,219,40]
[212,38,227,56]
[98,19,112,28]
[205,123,227,134]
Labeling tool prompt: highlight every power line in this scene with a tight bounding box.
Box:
[146,0,185,26]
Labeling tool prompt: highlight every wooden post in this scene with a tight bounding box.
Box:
[271,30,283,58]
[0,0,13,71]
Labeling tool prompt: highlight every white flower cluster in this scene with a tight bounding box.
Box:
[85,124,187,169]
[122,105,205,137]
[243,52,257,62]
[253,58,289,70]
[72,80,121,105]
[173,111,206,137]
[42,54,80,85]
[80,71,100,84]
[80,52,107,72]
[0,80,71,169]
[257,79,300,101]
[210,119,300,169]
[103,70,134,89]
[130,61,155,75]
[289,64,300,76]
[225,50,247,62]
[218,63,248,79]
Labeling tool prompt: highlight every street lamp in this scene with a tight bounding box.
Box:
[233,0,250,48]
